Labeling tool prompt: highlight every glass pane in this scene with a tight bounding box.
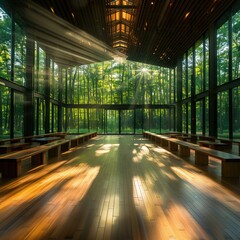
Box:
[149,109,160,133]
[106,110,119,134]
[14,92,24,137]
[0,8,11,80]
[217,91,229,138]
[187,102,191,133]
[62,68,67,103]
[232,10,240,80]
[89,108,98,132]
[121,110,134,134]
[143,109,150,131]
[67,108,79,133]
[196,100,203,134]
[79,108,88,133]
[50,102,52,132]
[39,99,45,134]
[161,108,172,133]
[0,85,10,138]
[182,104,186,133]
[96,109,105,134]
[233,87,240,139]
[38,47,46,94]
[182,54,187,99]
[53,63,59,100]
[14,23,26,85]
[205,97,209,136]
[170,68,175,103]
[50,103,58,132]
[205,37,209,90]
[217,21,229,85]
[187,48,193,97]
[67,67,79,104]
[135,109,143,134]
[53,104,58,132]
[195,40,204,94]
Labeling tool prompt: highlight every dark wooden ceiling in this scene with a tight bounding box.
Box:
[14,0,238,67]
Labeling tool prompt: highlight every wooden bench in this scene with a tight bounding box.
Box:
[176,135,192,142]
[0,145,49,178]
[66,132,97,147]
[0,137,24,145]
[190,145,240,177]
[198,140,229,150]
[32,136,61,145]
[53,132,67,139]
[0,142,30,154]
[198,135,216,141]
[44,139,70,158]
[144,131,240,177]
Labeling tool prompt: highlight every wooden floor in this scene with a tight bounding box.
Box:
[0,135,239,240]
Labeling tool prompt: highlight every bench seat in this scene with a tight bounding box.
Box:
[44,139,70,157]
[190,145,240,177]
[0,145,49,178]
[0,142,30,154]
[198,140,229,150]
[66,132,97,147]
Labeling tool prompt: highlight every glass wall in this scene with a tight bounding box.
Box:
[0,2,238,137]
[62,59,175,134]
[181,34,209,135]
[179,6,239,138]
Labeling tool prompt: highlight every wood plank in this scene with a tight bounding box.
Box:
[0,135,239,239]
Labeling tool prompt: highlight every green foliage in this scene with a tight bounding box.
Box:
[65,60,174,106]
[217,21,229,85]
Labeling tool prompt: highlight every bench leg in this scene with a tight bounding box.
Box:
[31,152,47,166]
[0,160,21,178]
[195,151,209,165]
[61,142,70,152]
[179,145,190,157]
[222,161,240,177]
